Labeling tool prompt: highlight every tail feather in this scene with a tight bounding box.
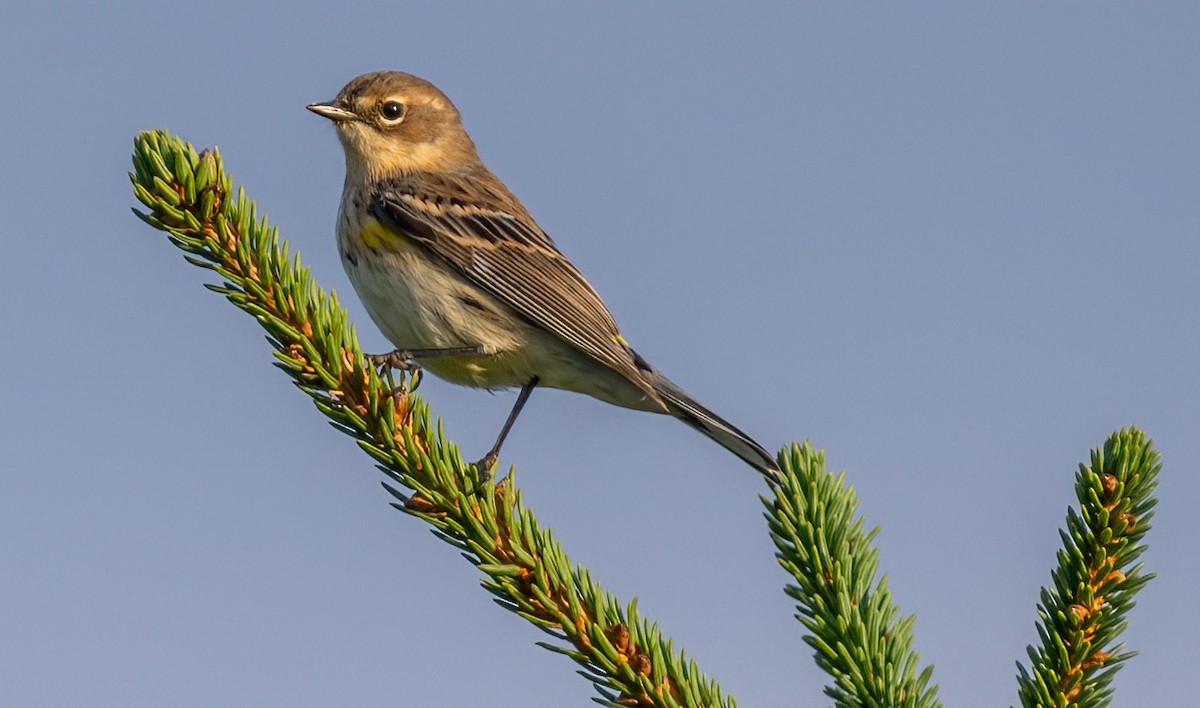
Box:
[647,372,780,483]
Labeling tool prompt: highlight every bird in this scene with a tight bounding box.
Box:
[308,71,778,482]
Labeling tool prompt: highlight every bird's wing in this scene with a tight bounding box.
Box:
[370,179,656,398]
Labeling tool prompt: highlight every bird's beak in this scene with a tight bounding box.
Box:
[307,102,358,122]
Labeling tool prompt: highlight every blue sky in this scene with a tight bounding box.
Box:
[2,3,1197,705]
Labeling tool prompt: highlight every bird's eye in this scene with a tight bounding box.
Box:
[380,100,405,122]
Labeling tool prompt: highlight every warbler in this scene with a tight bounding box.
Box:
[309,71,778,482]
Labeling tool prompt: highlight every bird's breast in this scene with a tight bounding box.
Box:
[336,205,529,385]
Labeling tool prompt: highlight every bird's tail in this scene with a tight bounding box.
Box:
[647,372,780,483]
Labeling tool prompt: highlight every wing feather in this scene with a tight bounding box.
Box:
[369,174,654,397]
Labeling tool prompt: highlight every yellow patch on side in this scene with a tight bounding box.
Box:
[356,216,409,251]
[614,334,630,348]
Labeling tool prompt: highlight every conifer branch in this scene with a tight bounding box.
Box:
[129,128,1161,708]
[129,129,733,707]
[765,442,941,707]
[1016,428,1159,707]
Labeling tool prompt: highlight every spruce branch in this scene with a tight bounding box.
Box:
[128,128,1161,708]
[129,129,733,707]
[1015,427,1159,707]
[764,442,941,708]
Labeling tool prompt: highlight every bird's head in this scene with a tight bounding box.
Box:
[308,71,478,180]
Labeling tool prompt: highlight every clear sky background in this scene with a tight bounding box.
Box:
[2,3,1196,706]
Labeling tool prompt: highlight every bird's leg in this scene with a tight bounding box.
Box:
[473,377,539,483]
[368,346,483,395]
[367,346,483,373]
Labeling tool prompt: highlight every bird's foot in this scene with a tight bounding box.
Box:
[462,452,498,495]
[473,452,498,481]
[367,350,423,397]
[368,349,419,374]
[368,346,484,375]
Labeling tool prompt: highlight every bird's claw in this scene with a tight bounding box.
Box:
[473,453,497,481]
[461,453,498,496]
[368,349,420,373]
[367,350,424,397]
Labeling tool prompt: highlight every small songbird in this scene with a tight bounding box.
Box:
[308,71,778,482]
